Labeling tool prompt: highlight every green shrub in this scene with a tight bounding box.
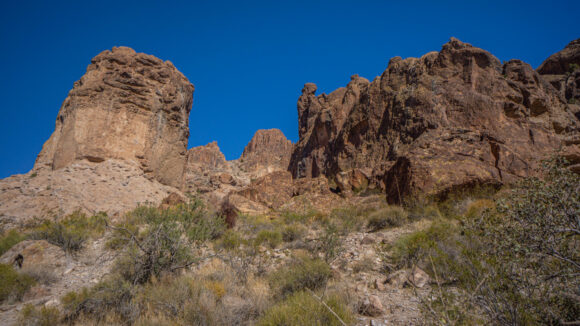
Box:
[281,224,305,242]
[0,229,26,256]
[367,206,408,231]
[219,229,244,250]
[0,263,36,303]
[19,304,62,326]
[410,157,580,325]
[114,198,226,245]
[61,277,135,323]
[30,211,107,253]
[114,221,192,285]
[280,209,321,224]
[330,205,370,234]
[254,230,282,249]
[388,219,457,272]
[269,256,331,298]
[319,223,342,263]
[258,291,353,326]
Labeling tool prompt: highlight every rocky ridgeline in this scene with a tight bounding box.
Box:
[290,38,580,202]
[1,38,580,223]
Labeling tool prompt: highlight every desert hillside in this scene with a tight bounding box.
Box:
[0,38,578,326]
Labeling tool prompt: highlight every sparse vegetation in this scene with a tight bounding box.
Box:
[367,206,408,231]
[0,263,36,303]
[255,229,282,248]
[19,304,61,326]
[258,291,353,326]
[0,229,26,256]
[269,256,332,299]
[30,211,107,253]
[386,157,580,325]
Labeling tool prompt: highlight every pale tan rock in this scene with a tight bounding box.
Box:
[407,266,430,288]
[0,240,66,275]
[359,295,384,316]
[0,160,178,226]
[35,46,194,189]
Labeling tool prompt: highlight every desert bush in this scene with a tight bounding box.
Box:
[404,157,580,325]
[114,222,192,285]
[254,229,282,249]
[30,211,107,253]
[0,229,26,256]
[387,219,457,273]
[219,229,244,250]
[257,290,353,326]
[21,265,58,286]
[281,224,306,242]
[269,256,331,298]
[406,202,443,221]
[115,197,226,245]
[318,223,342,263]
[330,205,371,234]
[367,206,408,231]
[351,255,376,274]
[61,276,136,323]
[0,263,36,303]
[19,304,62,326]
[280,208,322,224]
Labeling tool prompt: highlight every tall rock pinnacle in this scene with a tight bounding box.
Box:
[34,46,194,188]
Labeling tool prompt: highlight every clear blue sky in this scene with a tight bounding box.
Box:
[0,0,578,178]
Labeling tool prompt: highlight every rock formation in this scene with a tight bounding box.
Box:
[289,38,579,202]
[537,39,580,119]
[34,46,194,188]
[238,129,293,177]
[0,47,193,225]
[182,129,293,206]
[183,141,232,194]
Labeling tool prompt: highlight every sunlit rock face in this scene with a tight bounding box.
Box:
[34,46,194,188]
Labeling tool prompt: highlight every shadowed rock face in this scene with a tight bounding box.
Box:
[289,38,580,201]
[537,39,580,119]
[34,46,194,188]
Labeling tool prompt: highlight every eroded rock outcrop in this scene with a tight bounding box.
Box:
[35,46,194,188]
[0,47,192,224]
[182,129,293,207]
[537,39,580,119]
[238,129,293,177]
[289,38,579,202]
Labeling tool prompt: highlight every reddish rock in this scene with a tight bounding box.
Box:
[238,129,293,177]
[289,38,579,202]
[159,192,186,209]
[183,142,232,193]
[236,171,293,209]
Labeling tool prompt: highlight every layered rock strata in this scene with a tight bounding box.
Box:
[34,46,194,188]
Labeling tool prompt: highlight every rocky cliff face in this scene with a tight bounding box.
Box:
[0,48,193,224]
[289,38,580,201]
[537,39,580,119]
[238,129,293,177]
[181,129,293,207]
[34,46,194,188]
